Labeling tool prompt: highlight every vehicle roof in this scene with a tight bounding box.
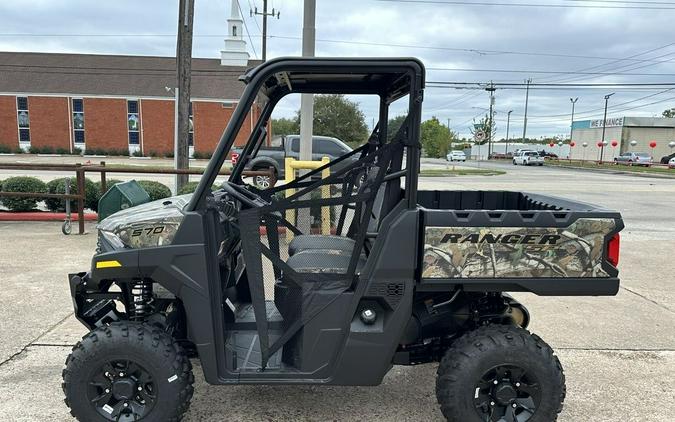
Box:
[240,57,425,103]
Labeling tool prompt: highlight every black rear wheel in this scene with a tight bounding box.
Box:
[436,325,565,422]
[63,322,194,422]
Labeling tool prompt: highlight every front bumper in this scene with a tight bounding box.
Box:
[69,272,123,329]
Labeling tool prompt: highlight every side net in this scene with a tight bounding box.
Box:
[239,138,401,368]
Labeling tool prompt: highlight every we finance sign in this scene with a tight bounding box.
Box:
[590,117,624,128]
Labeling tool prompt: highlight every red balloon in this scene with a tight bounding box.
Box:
[549,142,555,147]
[611,140,618,147]
[649,141,657,148]
[570,142,576,147]
[597,141,603,147]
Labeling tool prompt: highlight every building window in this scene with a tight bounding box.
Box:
[72,98,85,145]
[188,102,194,146]
[222,101,235,108]
[127,100,140,145]
[17,97,30,143]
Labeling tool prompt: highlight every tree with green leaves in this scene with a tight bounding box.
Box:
[420,116,457,158]
[271,117,299,138]
[470,114,497,145]
[662,108,675,118]
[294,94,369,146]
[387,115,407,141]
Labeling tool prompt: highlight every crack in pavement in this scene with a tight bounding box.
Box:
[621,285,675,314]
[0,312,74,368]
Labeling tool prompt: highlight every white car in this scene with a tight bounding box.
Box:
[446,150,466,162]
[513,150,544,166]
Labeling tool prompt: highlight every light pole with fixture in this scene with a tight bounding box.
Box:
[600,93,614,163]
[569,97,578,149]
[505,110,513,156]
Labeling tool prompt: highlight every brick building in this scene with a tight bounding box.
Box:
[0,51,260,157]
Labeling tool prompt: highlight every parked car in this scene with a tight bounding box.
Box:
[539,150,558,159]
[446,150,466,162]
[231,135,354,188]
[614,152,653,167]
[513,150,544,166]
[660,152,675,164]
[669,157,675,169]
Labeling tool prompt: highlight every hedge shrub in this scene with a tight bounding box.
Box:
[0,176,47,211]
[45,177,98,212]
[0,145,12,154]
[137,180,172,202]
[177,181,219,195]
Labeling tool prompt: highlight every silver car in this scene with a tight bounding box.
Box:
[614,152,653,167]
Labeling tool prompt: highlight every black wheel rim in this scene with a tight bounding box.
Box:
[473,364,541,422]
[87,359,156,421]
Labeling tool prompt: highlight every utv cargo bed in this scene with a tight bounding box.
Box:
[418,190,623,296]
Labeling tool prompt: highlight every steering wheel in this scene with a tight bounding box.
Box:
[221,181,269,209]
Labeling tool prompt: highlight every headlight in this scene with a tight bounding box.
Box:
[98,229,127,252]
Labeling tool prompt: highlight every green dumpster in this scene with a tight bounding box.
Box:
[97,180,150,221]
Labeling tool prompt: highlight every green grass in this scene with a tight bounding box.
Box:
[419,168,505,177]
[547,159,675,176]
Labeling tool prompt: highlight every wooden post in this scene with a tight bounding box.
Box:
[100,161,107,194]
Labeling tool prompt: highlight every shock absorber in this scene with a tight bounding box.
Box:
[130,279,153,321]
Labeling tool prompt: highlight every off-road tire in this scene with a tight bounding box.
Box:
[63,322,194,422]
[436,325,565,422]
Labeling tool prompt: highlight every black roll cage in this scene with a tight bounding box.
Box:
[186,57,425,212]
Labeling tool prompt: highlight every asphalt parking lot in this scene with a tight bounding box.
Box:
[1,162,674,421]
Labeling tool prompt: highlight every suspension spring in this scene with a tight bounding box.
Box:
[130,279,153,321]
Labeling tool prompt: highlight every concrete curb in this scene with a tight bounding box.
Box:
[0,212,97,222]
[548,164,675,180]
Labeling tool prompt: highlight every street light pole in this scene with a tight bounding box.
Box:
[600,93,614,163]
[521,77,531,143]
[505,110,513,155]
[569,97,578,160]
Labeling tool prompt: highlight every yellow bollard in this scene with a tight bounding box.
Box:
[283,156,331,240]
[284,157,296,242]
[320,156,330,235]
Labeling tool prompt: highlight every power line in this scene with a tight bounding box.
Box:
[427,67,675,76]
[237,0,259,59]
[2,32,675,67]
[376,0,675,10]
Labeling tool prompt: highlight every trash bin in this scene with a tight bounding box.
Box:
[97,180,150,221]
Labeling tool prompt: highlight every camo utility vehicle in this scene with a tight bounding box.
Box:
[63,58,624,422]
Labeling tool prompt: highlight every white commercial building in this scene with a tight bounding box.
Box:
[570,117,675,162]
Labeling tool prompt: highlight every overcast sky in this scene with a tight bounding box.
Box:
[1,0,675,139]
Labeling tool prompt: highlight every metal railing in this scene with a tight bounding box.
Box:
[0,161,276,234]
[283,156,331,240]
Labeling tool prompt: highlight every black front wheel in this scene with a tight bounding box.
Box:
[436,325,565,422]
[63,322,194,422]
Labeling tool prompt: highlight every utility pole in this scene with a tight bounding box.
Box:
[251,0,280,62]
[486,82,496,159]
[569,97,578,156]
[599,93,614,163]
[299,0,315,163]
[505,110,513,156]
[521,78,531,143]
[175,0,195,191]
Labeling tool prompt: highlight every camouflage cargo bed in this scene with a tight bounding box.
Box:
[417,190,623,296]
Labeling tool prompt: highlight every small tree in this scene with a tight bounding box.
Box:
[421,117,456,158]
[662,108,675,118]
[271,117,299,138]
[295,94,369,146]
[470,114,497,145]
[387,115,407,141]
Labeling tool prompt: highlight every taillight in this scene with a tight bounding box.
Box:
[607,233,620,267]
[231,152,239,165]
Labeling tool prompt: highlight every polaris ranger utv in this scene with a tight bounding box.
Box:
[63,58,623,422]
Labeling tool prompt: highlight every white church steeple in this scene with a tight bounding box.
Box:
[221,0,250,66]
